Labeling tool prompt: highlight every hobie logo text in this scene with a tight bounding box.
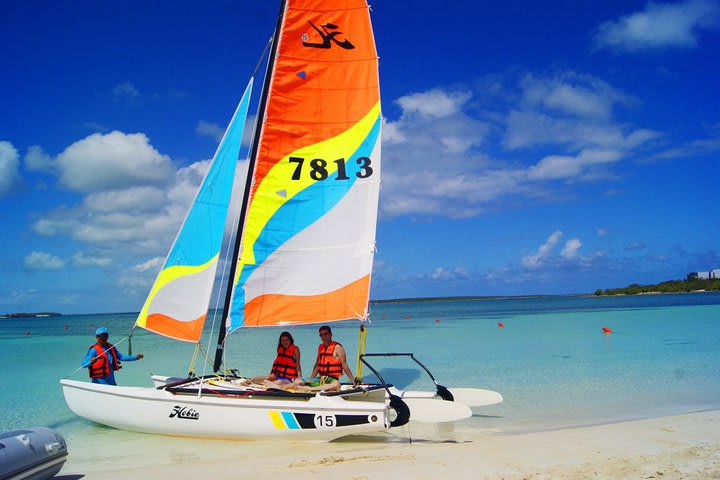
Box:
[302,21,355,50]
[169,406,199,420]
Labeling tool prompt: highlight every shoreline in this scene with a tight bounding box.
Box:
[62,409,720,479]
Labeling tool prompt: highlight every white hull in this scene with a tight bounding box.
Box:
[60,379,388,441]
[149,376,499,425]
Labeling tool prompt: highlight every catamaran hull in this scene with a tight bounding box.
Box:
[60,379,388,441]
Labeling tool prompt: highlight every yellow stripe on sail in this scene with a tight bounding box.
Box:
[136,254,219,328]
[238,101,380,276]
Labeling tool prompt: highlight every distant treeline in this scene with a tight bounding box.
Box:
[0,312,61,318]
[370,294,576,304]
[595,278,720,296]
[371,296,497,304]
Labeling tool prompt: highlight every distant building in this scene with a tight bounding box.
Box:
[690,269,720,280]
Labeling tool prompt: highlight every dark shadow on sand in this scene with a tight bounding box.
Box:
[331,434,473,445]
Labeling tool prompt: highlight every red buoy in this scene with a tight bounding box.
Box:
[498,322,504,328]
[602,327,612,334]
[434,319,440,323]
[25,331,30,336]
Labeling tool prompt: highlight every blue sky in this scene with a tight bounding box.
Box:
[1,0,719,314]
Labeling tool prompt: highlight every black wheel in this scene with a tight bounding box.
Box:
[436,384,454,401]
[388,394,410,427]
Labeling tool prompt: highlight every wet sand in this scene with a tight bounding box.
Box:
[62,410,720,479]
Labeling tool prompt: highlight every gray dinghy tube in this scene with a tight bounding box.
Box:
[0,427,68,480]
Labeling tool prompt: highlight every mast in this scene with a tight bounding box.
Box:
[213,0,288,372]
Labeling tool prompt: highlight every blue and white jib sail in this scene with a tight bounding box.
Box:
[135,79,254,342]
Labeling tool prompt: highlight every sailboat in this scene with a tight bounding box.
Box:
[60,0,501,441]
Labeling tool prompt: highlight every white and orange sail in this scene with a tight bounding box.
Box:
[227,0,382,330]
[135,79,254,342]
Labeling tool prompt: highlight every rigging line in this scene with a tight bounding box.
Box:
[195,342,223,374]
[213,0,288,373]
[188,343,202,377]
[253,36,273,77]
[201,36,272,377]
[202,75,263,376]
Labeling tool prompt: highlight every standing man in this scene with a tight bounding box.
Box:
[309,325,353,386]
[82,327,143,385]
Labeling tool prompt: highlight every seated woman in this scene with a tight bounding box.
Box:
[251,332,301,387]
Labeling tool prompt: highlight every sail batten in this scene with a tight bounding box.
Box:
[226,0,381,331]
[135,79,254,342]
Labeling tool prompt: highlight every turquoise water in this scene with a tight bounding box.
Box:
[2,293,719,445]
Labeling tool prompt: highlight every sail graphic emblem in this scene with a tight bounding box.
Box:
[302,21,355,49]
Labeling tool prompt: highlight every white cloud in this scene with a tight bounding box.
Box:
[32,132,204,265]
[0,141,22,196]
[113,81,140,98]
[198,112,256,147]
[196,121,225,142]
[378,70,666,220]
[428,266,469,281]
[561,238,582,259]
[31,136,233,289]
[24,145,54,173]
[73,251,112,267]
[522,231,563,268]
[505,111,621,150]
[504,73,653,151]
[380,87,491,218]
[395,89,471,118]
[381,118,405,144]
[133,257,164,273]
[520,73,630,118]
[83,186,166,214]
[593,0,720,52]
[24,251,65,269]
[56,131,174,193]
[83,121,108,133]
[27,124,250,304]
[625,241,647,251]
[651,130,720,160]
[527,149,622,180]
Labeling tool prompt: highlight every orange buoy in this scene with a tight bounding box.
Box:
[602,327,612,334]
[498,322,504,328]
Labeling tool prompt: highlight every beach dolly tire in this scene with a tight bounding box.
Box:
[436,384,454,401]
[389,394,411,427]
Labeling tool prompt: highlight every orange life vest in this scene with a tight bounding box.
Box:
[88,343,120,379]
[317,341,342,379]
[271,344,299,379]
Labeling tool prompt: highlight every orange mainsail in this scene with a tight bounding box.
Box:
[227,0,381,330]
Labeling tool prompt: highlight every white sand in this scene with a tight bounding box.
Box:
[63,410,720,479]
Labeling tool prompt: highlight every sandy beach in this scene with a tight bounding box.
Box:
[60,409,720,480]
